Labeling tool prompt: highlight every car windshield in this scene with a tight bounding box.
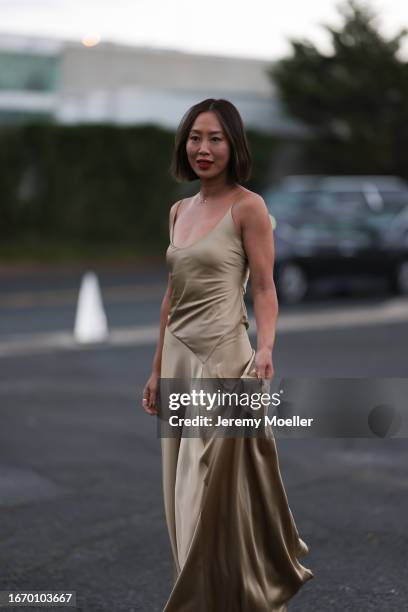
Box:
[315,192,367,215]
[264,188,408,225]
[265,189,319,215]
[378,191,408,211]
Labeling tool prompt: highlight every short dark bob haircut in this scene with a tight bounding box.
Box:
[170,98,252,184]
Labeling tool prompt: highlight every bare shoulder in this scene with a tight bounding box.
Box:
[170,199,182,214]
[233,188,270,229]
[169,201,177,216]
[169,198,185,223]
[170,197,191,218]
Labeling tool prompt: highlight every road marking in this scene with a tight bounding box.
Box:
[276,297,408,332]
[0,297,407,357]
[0,283,166,308]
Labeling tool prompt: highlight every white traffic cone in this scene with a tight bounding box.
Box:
[74,271,109,343]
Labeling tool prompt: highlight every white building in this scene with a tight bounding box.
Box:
[0,31,308,137]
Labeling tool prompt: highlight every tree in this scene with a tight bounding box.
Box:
[268,0,408,176]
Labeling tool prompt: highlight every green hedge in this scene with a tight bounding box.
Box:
[0,123,280,257]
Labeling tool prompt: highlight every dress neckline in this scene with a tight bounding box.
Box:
[170,202,236,250]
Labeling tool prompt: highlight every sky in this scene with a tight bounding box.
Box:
[0,0,407,60]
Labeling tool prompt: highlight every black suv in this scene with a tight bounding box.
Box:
[261,175,408,304]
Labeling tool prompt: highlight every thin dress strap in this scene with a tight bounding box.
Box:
[171,199,184,242]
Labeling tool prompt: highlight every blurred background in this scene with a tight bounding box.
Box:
[1,1,407,610]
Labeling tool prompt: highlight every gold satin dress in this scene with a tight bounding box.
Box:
[160,199,314,612]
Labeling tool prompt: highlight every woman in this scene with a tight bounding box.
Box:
[142,98,314,612]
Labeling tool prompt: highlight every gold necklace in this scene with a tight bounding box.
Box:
[198,186,239,205]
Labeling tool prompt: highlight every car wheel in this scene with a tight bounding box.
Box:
[276,262,309,304]
[389,260,408,295]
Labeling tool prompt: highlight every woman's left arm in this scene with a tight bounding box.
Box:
[238,195,278,380]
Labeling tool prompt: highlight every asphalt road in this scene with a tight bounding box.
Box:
[0,263,407,611]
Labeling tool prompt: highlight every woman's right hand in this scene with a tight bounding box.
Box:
[142,371,159,415]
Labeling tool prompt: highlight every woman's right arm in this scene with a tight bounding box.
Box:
[150,271,172,376]
[142,202,178,414]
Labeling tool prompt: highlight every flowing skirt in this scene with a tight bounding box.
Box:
[160,323,314,612]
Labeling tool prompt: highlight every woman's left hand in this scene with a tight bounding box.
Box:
[255,347,274,380]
